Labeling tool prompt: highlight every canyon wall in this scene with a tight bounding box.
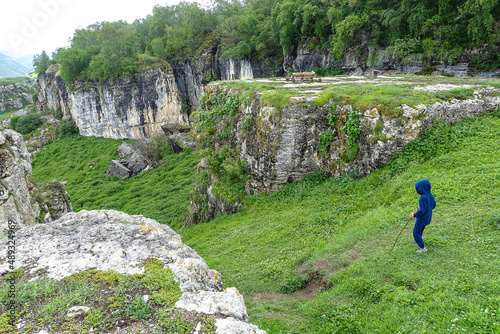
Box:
[38,65,187,139]
[37,43,499,141]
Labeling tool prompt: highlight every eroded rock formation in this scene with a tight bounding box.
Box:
[0,129,72,230]
[0,210,266,333]
[38,65,188,139]
[0,129,40,229]
[186,83,500,223]
[0,81,35,112]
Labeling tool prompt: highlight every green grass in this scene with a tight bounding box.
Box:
[0,259,213,333]
[31,135,200,231]
[0,110,15,121]
[180,109,500,333]
[0,76,30,87]
[29,107,500,332]
[215,75,499,117]
[313,84,475,117]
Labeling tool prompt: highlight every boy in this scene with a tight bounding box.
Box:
[410,179,436,253]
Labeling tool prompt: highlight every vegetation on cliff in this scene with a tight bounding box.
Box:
[33,0,500,83]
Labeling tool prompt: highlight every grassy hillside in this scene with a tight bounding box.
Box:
[30,109,500,333]
[0,54,29,78]
[31,136,199,230]
[182,109,500,333]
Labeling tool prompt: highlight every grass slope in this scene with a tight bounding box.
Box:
[181,110,500,333]
[29,110,500,333]
[31,136,199,231]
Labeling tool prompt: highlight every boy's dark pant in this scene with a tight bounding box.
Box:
[413,222,428,248]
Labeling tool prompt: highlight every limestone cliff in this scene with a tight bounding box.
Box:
[187,80,500,224]
[37,51,282,141]
[287,44,500,77]
[0,130,39,228]
[0,129,72,230]
[38,64,188,139]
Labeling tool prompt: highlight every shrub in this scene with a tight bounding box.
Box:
[124,295,151,320]
[137,135,172,163]
[343,110,361,145]
[203,145,249,202]
[156,308,195,334]
[59,120,79,136]
[422,66,437,75]
[11,113,41,135]
[83,307,107,328]
[318,131,335,153]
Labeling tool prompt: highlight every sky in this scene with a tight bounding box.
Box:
[0,0,201,58]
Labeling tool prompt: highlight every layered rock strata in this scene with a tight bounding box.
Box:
[242,86,500,193]
[38,65,188,139]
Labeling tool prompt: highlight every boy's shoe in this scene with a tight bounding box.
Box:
[412,240,417,245]
[416,247,428,253]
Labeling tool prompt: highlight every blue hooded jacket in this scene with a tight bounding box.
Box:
[413,179,436,225]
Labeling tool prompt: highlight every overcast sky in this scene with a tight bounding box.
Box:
[1,0,204,58]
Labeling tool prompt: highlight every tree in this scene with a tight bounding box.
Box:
[33,51,50,75]
[59,48,91,83]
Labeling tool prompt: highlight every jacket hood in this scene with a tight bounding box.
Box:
[415,179,432,195]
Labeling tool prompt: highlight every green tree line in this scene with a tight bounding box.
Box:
[34,0,500,83]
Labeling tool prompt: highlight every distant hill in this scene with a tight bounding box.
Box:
[15,54,35,72]
[0,53,30,78]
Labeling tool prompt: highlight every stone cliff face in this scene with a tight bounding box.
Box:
[37,51,283,140]
[0,130,40,228]
[38,65,188,139]
[37,42,498,142]
[0,80,35,112]
[186,82,500,223]
[238,86,500,193]
[0,130,72,230]
[289,45,500,77]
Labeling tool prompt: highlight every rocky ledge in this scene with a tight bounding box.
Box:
[0,210,265,333]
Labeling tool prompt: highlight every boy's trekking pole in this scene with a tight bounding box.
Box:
[388,216,412,255]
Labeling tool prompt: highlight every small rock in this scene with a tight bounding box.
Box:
[124,151,151,175]
[116,142,137,159]
[198,158,209,169]
[67,306,90,317]
[106,160,132,179]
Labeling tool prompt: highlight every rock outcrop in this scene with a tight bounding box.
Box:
[0,80,35,112]
[288,44,500,77]
[186,82,500,223]
[185,158,241,226]
[0,129,72,230]
[0,129,40,229]
[249,86,500,192]
[38,64,189,140]
[0,210,266,333]
[106,142,156,179]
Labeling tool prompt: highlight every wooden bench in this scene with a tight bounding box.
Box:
[286,72,322,83]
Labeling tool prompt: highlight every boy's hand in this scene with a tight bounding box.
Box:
[410,211,415,218]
